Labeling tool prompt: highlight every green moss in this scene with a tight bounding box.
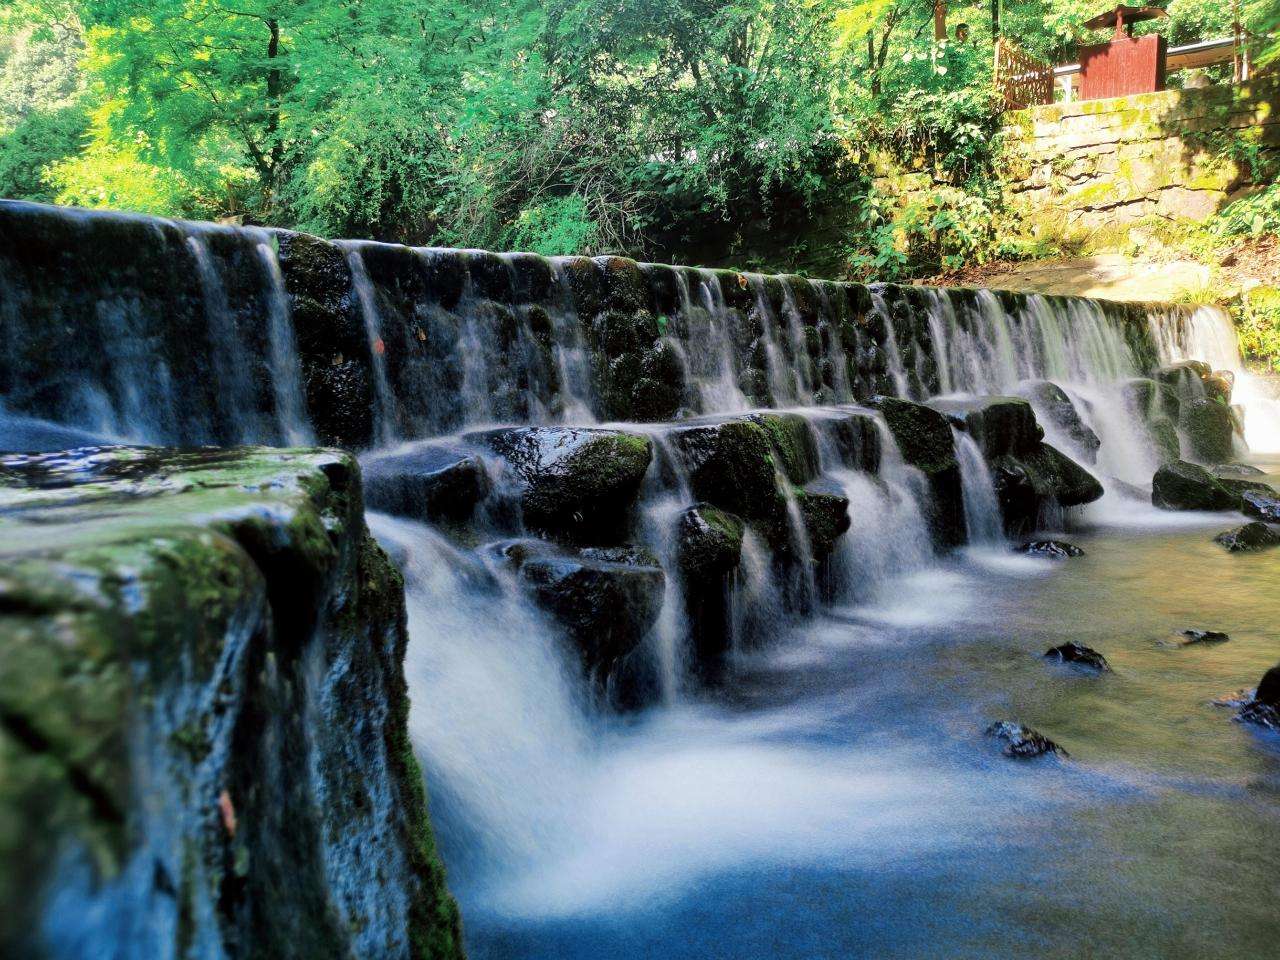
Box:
[749,413,819,485]
[870,397,957,476]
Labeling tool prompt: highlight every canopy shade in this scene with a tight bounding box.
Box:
[1083,5,1170,32]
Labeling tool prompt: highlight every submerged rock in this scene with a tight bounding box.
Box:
[1044,642,1110,671]
[1152,460,1237,511]
[986,721,1068,759]
[1015,540,1085,560]
[0,445,463,960]
[468,425,652,540]
[362,441,491,522]
[1181,629,1230,645]
[495,539,664,679]
[1214,521,1280,552]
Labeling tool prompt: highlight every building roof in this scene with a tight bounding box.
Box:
[1083,5,1170,32]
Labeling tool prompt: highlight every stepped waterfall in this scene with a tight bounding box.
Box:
[4,199,1280,960]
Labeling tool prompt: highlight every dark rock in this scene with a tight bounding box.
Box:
[1016,540,1085,560]
[867,395,957,475]
[1236,664,1280,730]
[1205,371,1234,404]
[986,721,1068,759]
[1152,460,1237,511]
[1044,642,1110,671]
[1155,360,1212,397]
[1241,488,1280,523]
[795,482,852,559]
[1213,522,1280,552]
[1123,377,1180,422]
[677,504,746,681]
[747,412,821,484]
[0,446,463,960]
[1180,629,1230,645]
[866,396,965,547]
[991,444,1104,533]
[929,395,1043,460]
[362,442,491,522]
[1179,398,1236,464]
[1147,417,1182,465]
[467,426,652,540]
[669,418,785,526]
[1014,380,1100,462]
[496,539,664,678]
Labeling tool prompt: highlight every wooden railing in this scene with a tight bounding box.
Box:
[994,38,1055,110]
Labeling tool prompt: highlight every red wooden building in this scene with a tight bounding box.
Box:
[1077,6,1170,100]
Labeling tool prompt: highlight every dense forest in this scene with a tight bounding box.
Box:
[1,0,1276,276]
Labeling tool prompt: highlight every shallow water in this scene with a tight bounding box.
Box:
[447,461,1280,960]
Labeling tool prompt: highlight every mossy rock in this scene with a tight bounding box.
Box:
[929,396,1043,460]
[795,485,852,559]
[468,426,653,542]
[1178,398,1236,464]
[0,445,462,960]
[866,396,958,476]
[1152,459,1237,511]
[668,419,785,528]
[748,412,821,485]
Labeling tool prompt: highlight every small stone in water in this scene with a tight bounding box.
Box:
[1181,629,1230,645]
[1236,664,1280,730]
[1044,642,1110,672]
[1213,522,1280,552]
[1014,540,1085,560]
[1211,689,1254,708]
[986,721,1068,759]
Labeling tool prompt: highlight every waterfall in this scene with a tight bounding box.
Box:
[1148,303,1280,453]
[342,244,398,444]
[255,239,313,446]
[953,428,1004,545]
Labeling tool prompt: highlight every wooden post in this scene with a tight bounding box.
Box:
[934,0,947,42]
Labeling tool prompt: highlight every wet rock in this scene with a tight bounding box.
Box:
[747,412,821,484]
[1147,417,1182,465]
[468,426,652,540]
[1014,380,1100,463]
[677,505,746,681]
[1044,642,1110,671]
[930,395,1043,460]
[991,444,1104,534]
[986,721,1068,759]
[1236,664,1280,730]
[1016,540,1085,560]
[669,418,785,526]
[1181,629,1230,645]
[362,442,491,522]
[1155,360,1212,397]
[795,482,852,559]
[1213,521,1280,552]
[1123,376,1180,422]
[822,407,882,473]
[496,539,664,678]
[0,445,463,960]
[1240,488,1280,523]
[1179,398,1236,464]
[1152,460,1237,511]
[866,396,965,548]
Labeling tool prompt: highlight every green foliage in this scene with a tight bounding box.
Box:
[1212,183,1280,238]
[0,105,85,202]
[1236,285,1280,372]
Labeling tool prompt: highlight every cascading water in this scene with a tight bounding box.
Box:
[342,243,399,444]
[255,239,313,446]
[953,428,1004,545]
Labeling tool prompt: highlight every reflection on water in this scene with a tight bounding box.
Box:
[458,464,1280,960]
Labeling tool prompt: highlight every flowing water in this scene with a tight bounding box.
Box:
[2,202,1278,959]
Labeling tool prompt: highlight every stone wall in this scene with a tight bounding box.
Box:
[1001,78,1280,245]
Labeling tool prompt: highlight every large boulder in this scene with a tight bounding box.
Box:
[1179,397,1236,464]
[1014,380,1100,463]
[467,426,652,540]
[990,444,1104,533]
[362,441,491,522]
[1241,488,1280,523]
[795,482,853,559]
[1152,460,1238,511]
[493,539,665,679]
[1122,377,1181,464]
[0,446,463,960]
